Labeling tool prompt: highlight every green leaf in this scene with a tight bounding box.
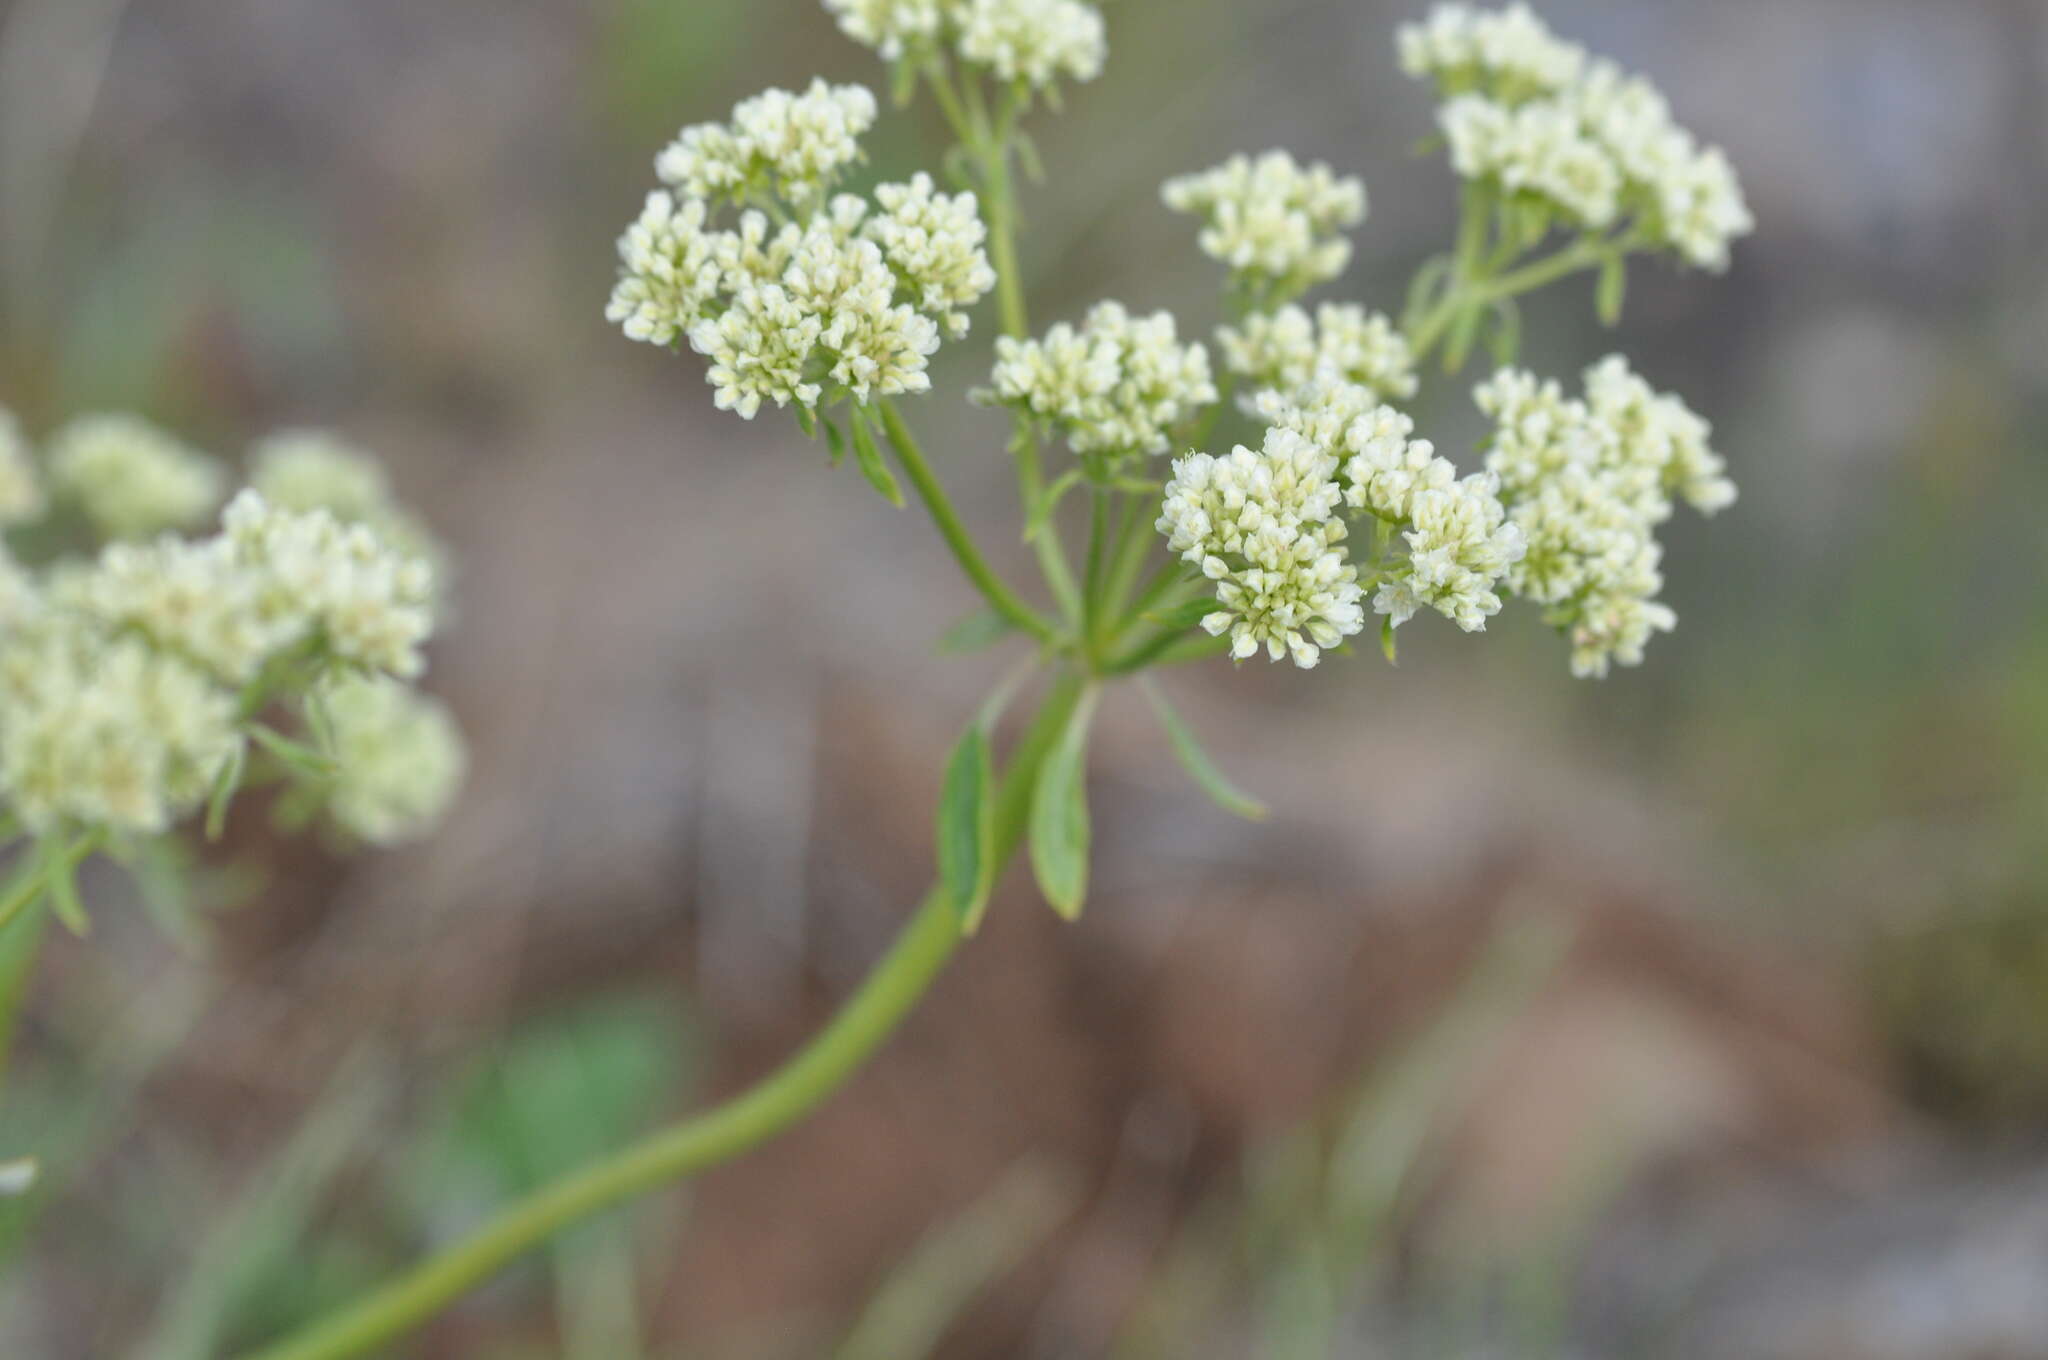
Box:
[1380,615,1399,666]
[1404,255,1452,327]
[1141,681,1266,821]
[1015,130,1046,184]
[1596,254,1628,327]
[204,740,247,842]
[43,842,88,938]
[1029,689,1098,920]
[935,607,1015,656]
[795,402,818,439]
[936,726,996,933]
[1443,300,1483,373]
[850,410,906,507]
[889,55,919,108]
[249,725,337,777]
[1144,593,1219,636]
[1485,297,1522,367]
[824,415,848,467]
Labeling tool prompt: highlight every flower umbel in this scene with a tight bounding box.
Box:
[1403,3,1754,270]
[609,86,993,427]
[1162,151,1367,301]
[47,413,223,541]
[1477,356,1732,676]
[1157,427,1364,667]
[986,301,1216,461]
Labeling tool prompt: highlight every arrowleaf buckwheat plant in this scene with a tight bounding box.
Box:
[225,4,1751,1355]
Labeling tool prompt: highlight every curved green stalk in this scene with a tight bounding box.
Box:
[243,675,1087,1360]
[877,401,1060,647]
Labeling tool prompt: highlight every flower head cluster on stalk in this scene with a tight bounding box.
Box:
[1162,151,1367,304]
[0,407,464,878]
[1401,1,1753,269]
[824,0,1106,97]
[1478,356,1732,676]
[984,301,1216,462]
[607,80,997,426]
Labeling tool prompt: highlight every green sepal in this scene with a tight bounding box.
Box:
[936,725,996,934]
[849,410,906,507]
[1141,680,1266,822]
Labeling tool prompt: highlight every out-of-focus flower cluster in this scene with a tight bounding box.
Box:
[47,413,223,541]
[984,301,1215,461]
[1401,3,1753,270]
[608,82,996,421]
[1478,356,1733,676]
[1162,152,1367,298]
[823,0,1105,94]
[0,406,463,849]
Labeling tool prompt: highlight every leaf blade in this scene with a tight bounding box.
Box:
[1029,688,1099,920]
[1141,681,1267,822]
[936,726,996,933]
[851,409,906,507]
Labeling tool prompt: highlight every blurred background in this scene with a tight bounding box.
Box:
[2,0,2046,1355]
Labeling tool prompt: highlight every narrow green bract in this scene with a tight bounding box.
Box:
[936,724,995,932]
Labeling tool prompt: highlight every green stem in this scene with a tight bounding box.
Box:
[1014,431,1084,628]
[1101,491,1155,629]
[1081,484,1110,651]
[877,401,1059,646]
[245,675,1088,1360]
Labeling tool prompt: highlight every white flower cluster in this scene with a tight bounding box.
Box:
[609,86,995,421]
[1218,303,1417,411]
[0,619,238,835]
[822,0,1106,93]
[1156,427,1363,667]
[864,174,998,339]
[1402,5,1753,270]
[986,300,1216,459]
[655,80,876,210]
[1397,1,1585,97]
[47,413,223,540]
[0,487,451,837]
[1254,383,1525,637]
[0,406,44,525]
[956,0,1106,90]
[251,429,444,572]
[1162,151,1367,294]
[1476,356,1732,676]
[319,675,466,846]
[58,490,436,686]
